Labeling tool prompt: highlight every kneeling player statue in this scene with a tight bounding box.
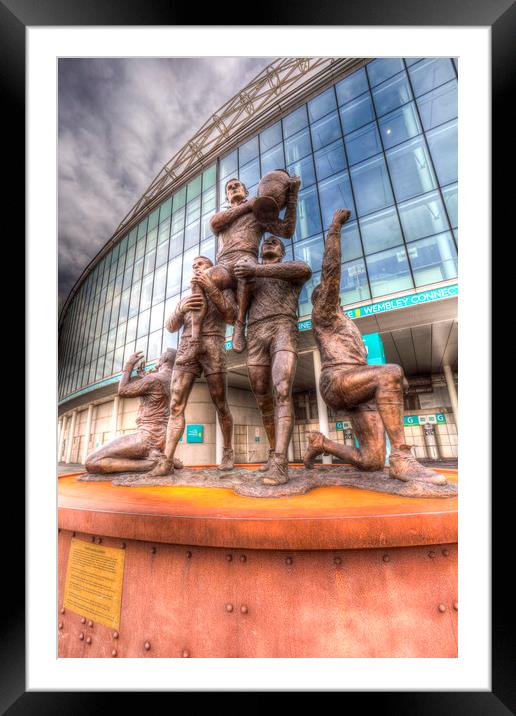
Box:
[85,348,183,476]
[303,209,446,486]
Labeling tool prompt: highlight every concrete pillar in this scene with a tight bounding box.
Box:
[215,413,223,465]
[57,415,67,463]
[312,349,332,464]
[443,365,458,432]
[423,423,441,459]
[110,396,120,440]
[64,410,77,464]
[81,404,94,465]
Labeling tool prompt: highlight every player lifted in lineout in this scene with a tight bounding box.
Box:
[175,171,300,365]
[303,208,446,485]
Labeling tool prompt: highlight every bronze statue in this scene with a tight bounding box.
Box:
[235,237,311,485]
[85,348,183,475]
[303,209,446,486]
[147,255,237,476]
[175,171,300,363]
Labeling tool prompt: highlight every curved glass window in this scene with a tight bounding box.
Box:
[308,87,337,122]
[282,105,308,138]
[408,232,458,286]
[378,102,422,149]
[318,170,355,229]
[417,80,457,131]
[261,143,285,175]
[339,93,375,134]
[314,140,346,181]
[336,68,368,106]
[359,206,403,255]
[350,155,394,217]
[284,128,312,164]
[366,245,413,297]
[408,58,455,97]
[372,73,413,117]
[287,154,316,188]
[260,121,282,151]
[386,135,437,202]
[426,119,458,186]
[340,258,370,304]
[398,190,450,241]
[310,111,342,151]
[293,185,322,241]
[345,122,382,166]
[442,183,458,229]
[367,58,405,87]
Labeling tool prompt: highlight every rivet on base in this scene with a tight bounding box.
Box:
[186,551,192,559]
[240,555,247,563]
[111,649,117,657]
[226,554,233,562]
[86,636,92,644]
[240,605,248,614]
[182,649,190,658]
[58,622,63,630]
[383,555,390,563]
[79,633,84,640]
[144,641,151,651]
[442,549,450,556]
[225,604,234,613]
[151,547,156,554]
[453,602,458,611]
[428,551,436,559]
[81,617,86,624]
[113,631,119,639]
[438,604,446,613]
[60,607,65,614]
[285,557,293,565]
[95,537,102,545]
[334,557,342,565]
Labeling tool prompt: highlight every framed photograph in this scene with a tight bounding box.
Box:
[11,0,507,707]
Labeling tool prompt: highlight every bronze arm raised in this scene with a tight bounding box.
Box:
[312,220,343,321]
[118,371,154,398]
[262,188,299,239]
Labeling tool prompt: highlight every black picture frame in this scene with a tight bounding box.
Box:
[11,0,507,709]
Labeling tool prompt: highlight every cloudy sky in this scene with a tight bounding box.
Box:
[58,57,270,310]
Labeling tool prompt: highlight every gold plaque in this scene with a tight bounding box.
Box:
[63,538,125,630]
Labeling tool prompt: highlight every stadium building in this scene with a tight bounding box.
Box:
[58,56,458,467]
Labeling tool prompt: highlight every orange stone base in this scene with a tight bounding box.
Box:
[58,470,458,658]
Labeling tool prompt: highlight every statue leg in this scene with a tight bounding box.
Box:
[85,433,155,474]
[231,258,256,354]
[146,369,197,476]
[206,371,235,471]
[248,364,275,472]
[320,364,445,484]
[303,409,385,470]
[261,350,297,486]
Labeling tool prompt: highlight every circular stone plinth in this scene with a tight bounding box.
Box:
[78,465,457,499]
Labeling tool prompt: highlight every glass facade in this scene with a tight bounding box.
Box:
[59,58,458,401]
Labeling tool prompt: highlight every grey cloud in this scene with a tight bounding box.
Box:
[58,57,270,311]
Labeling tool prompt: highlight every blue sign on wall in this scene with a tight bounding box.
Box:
[186,424,204,443]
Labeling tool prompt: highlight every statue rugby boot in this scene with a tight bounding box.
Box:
[303,431,325,469]
[231,320,247,353]
[262,454,289,486]
[217,447,235,472]
[388,444,446,485]
[259,448,275,472]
